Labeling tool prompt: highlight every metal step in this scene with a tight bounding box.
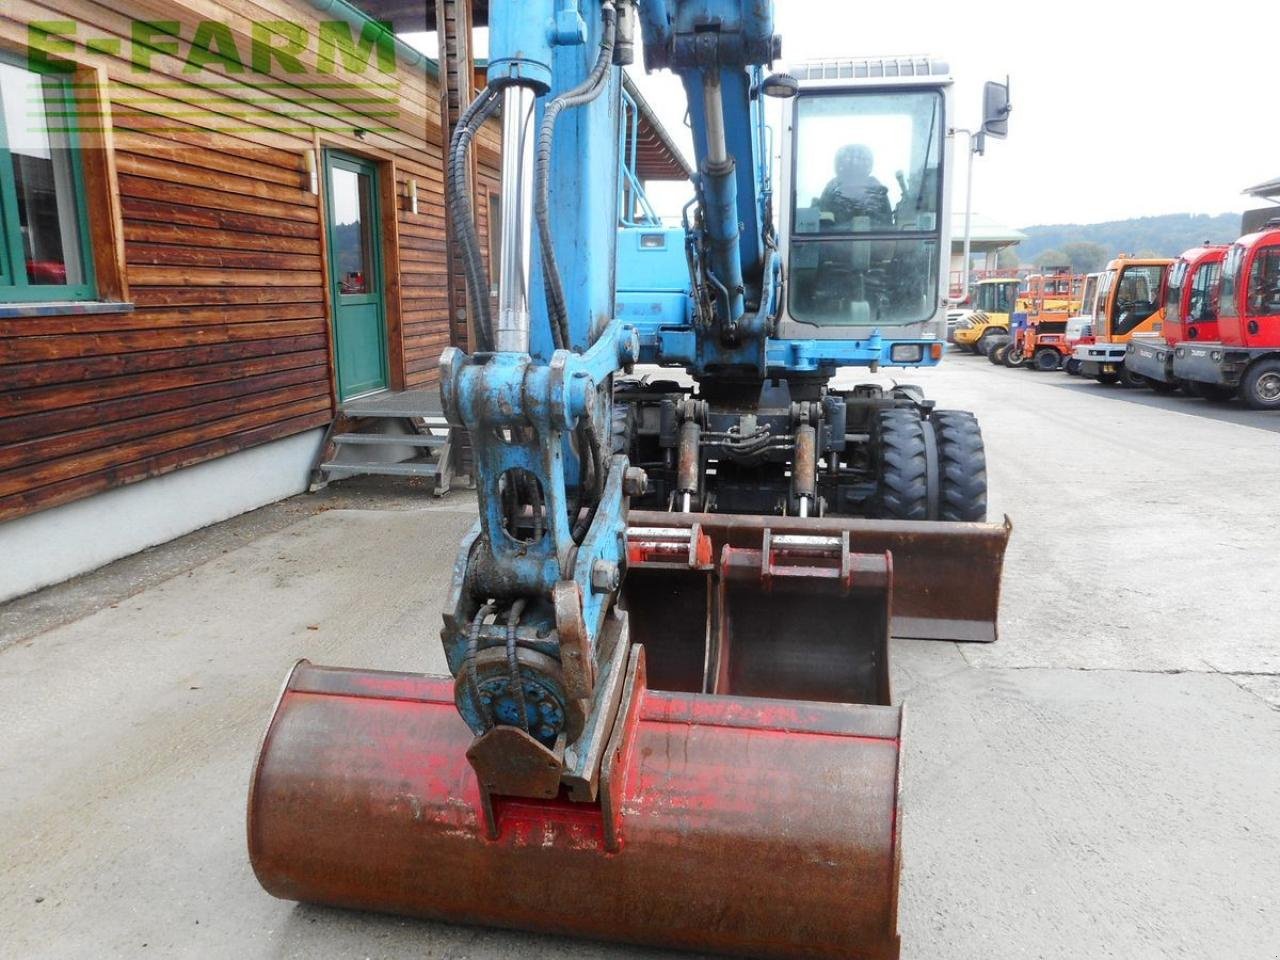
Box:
[341,389,443,419]
[333,432,447,448]
[320,460,441,479]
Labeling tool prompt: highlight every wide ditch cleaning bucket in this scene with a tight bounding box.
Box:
[248,523,907,959]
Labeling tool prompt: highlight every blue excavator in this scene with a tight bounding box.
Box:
[248,3,1012,958]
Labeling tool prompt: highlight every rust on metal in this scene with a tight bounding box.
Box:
[552,580,593,699]
[714,542,892,705]
[466,725,563,802]
[248,657,903,960]
[630,509,1011,643]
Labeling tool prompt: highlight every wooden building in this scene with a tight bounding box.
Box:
[0,0,689,600]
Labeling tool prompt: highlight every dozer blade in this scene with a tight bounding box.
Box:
[249,651,903,960]
[629,509,1012,644]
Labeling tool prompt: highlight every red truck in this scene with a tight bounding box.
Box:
[1124,244,1227,393]
[1171,222,1280,409]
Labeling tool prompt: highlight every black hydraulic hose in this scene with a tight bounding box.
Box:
[448,86,502,352]
[534,1,617,351]
[465,601,498,729]
[505,599,529,733]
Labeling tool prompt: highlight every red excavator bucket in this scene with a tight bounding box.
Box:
[248,526,906,959]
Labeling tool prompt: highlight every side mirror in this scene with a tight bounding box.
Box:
[982,78,1011,139]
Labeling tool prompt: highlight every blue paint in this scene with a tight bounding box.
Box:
[487,0,556,90]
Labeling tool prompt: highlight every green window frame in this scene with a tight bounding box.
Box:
[0,53,96,303]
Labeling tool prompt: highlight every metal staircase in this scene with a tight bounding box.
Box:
[311,390,470,495]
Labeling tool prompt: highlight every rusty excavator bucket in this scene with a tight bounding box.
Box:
[248,517,1008,960]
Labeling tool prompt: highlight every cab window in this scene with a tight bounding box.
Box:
[1112,264,1164,336]
[1248,248,1280,317]
[1218,244,1245,319]
[788,89,943,327]
[1188,260,1220,323]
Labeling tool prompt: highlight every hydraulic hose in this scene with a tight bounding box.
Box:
[534,1,617,351]
[448,86,503,352]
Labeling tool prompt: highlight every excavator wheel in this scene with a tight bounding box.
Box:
[929,411,988,522]
[1003,344,1026,368]
[1065,358,1082,376]
[988,341,1010,365]
[872,410,987,523]
[610,389,636,455]
[872,410,929,521]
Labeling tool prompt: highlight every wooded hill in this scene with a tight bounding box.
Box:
[1016,213,1244,265]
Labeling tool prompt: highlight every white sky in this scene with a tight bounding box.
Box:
[625,0,1278,227]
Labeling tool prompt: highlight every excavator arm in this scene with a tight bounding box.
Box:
[246,4,1013,958]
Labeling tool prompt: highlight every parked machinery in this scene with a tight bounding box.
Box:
[1062,272,1102,375]
[1124,244,1227,393]
[951,276,1022,353]
[247,4,1012,959]
[1005,268,1083,368]
[1070,255,1172,385]
[1171,222,1280,409]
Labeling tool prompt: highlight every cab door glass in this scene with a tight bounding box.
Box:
[1188,260,1220,322]
[1112,265,1164,336]
[1248,249,1280,317]
[1163,260,1187,326]
[1218,244,1245,319]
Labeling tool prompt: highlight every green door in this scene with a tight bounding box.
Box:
[324,152,388,400]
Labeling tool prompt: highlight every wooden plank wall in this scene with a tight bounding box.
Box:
[0,0,499,522]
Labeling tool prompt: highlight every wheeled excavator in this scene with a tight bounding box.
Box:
[247,4,1012,958]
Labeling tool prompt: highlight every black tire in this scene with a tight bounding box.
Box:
[1097,372,1120,385]
[1003,344,1025,368]
[1119,367,1147,389]
[1147,378,1177,394]
[988,342,1010,365]
[871,410,928,521]
[1184,380,1235,401]
[929,411,988,522]
[1033,348,1061,372]
[975,330,996,356]
[610,379,637,457]
[1065,358,1082,376]
[1240,358,1280,410]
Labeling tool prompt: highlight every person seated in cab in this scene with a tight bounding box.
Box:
[817,144,893,231]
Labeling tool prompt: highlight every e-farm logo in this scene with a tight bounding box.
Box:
[25,19,404,136]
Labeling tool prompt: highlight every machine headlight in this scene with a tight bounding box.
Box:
[890,344,924,363]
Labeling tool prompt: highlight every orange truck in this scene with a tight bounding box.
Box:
[1070,256,1173,385]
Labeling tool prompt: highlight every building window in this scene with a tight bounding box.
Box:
[0,54,96,302]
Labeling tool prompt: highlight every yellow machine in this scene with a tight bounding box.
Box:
[952,277,1022,352]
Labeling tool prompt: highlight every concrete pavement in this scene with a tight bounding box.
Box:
[2,355,1278,960]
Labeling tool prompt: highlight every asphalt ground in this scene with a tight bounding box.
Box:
[3,354,1278,960]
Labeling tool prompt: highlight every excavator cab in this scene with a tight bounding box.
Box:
[781,61,951,338]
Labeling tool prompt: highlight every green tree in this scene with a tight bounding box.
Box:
[1033,248,1070,269]
[1060,241,1110,273]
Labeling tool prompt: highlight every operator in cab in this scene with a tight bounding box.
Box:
[818,144,893,231]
